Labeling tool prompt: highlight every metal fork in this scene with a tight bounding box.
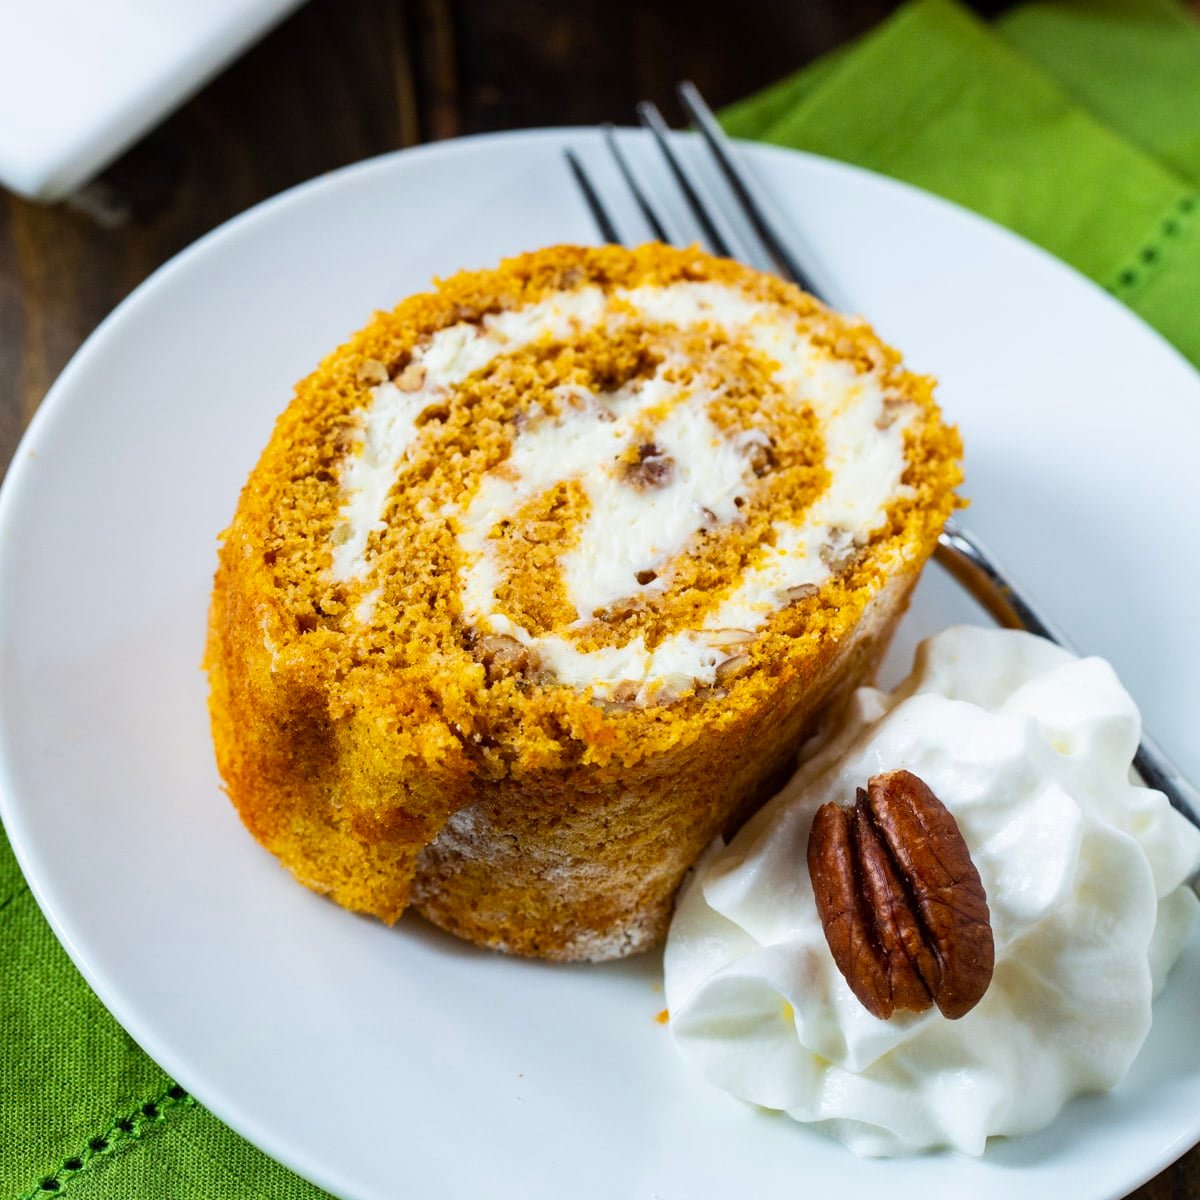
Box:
[565,81,1200,840]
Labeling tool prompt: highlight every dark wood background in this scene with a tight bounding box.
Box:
[2,2,1198,1195]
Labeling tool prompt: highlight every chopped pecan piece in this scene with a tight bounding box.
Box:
[819,527,856,571]
[746,439,775,477]
[706,628,754,648]
[476,634,533,682]
[714,653,749,683]
[622,443,675,489]
[356,358,390,386]
[807,770,994,1021]
[395,361,427,392]
[608,680,641,706]
[785,583,819,602]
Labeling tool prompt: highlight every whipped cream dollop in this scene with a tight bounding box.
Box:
[664,625,1200,1156]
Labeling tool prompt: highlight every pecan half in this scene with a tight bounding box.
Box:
[807,770,994,1021]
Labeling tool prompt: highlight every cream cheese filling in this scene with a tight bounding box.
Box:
[330,282,914,698]
[457,362,769,624]
[330,287,608,581]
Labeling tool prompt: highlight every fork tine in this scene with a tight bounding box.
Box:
[676,81,825,300]
[636,101,734,259]
[564,149,624,245]
[603,124,674,245]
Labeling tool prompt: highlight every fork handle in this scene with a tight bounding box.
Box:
[936,517,1200,836]
[936,515,1067,644]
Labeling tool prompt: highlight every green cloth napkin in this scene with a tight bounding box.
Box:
[4,2,1200,1196]
[724,0,1200,366]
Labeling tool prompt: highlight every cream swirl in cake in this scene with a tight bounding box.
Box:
[206,245,961,959]
[327,279,916,702]
[664,626,1200,1153]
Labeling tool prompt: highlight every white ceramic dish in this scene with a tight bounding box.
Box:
[2,128,1199,1200]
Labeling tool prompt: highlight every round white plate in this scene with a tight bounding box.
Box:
[2,129,1199,1200]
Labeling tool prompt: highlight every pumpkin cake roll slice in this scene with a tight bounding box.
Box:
[206,243,961,961]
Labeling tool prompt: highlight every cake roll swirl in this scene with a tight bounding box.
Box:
[206,244,961,960]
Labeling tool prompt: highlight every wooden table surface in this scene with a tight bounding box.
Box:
[2,1,1197,1195]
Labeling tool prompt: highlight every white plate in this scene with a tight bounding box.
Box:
[2,129,1199,1200]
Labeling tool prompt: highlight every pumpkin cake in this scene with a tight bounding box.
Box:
[205,243,962,961]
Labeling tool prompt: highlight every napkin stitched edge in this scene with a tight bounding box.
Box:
[1109,189,1200,302]
[16,1085,193,1200]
